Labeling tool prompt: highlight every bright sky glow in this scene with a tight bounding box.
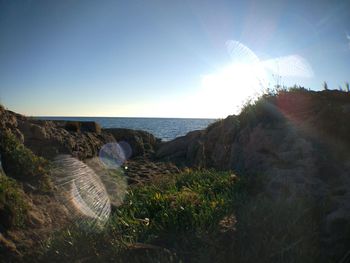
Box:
[198,62,267,117]
[0,0,349,118]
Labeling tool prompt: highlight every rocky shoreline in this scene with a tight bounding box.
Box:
[1,89,350,261]
[157,90,350,259]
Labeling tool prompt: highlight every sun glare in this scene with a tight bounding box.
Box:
[193,40,314,118]
[198,61,267,117]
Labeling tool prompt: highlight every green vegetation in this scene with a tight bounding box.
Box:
[39,170,247,262]
[0,171,28,228]
[323,81,328,90]
[239,85,350,132]
[3,87,347,261]
[0,131,51,192]
[39,168,323,263]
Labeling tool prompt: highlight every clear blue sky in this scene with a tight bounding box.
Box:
[0,0,349,118]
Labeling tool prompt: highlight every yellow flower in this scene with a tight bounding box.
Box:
[154,192,162,201]
[210,201,218,208]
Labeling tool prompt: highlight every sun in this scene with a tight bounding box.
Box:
[198,61,268,117]
[192,40,314,119]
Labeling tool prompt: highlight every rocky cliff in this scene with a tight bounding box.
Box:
[156,89,350,258]
[1,88,350,261]
[0,106,163,261]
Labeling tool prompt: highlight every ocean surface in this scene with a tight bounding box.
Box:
[36,117,217,141]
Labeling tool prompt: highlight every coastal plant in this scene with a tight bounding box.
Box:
[0,130,52,192]
[39,170,246,262]
[323,81,328,90]
[118,170,240,238]
[0,171,28,228]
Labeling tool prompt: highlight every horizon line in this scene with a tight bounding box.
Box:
[34,115,219,120]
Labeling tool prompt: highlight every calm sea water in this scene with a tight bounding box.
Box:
[36,117,217,141]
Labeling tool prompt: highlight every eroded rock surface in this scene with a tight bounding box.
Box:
[156,90,350,260]
[104,128,160,157]
[0,106,165,261]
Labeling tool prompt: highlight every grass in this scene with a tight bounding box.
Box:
[37,168,324,263]
[0,171,28,228]
[38,170,247,262]
[0,131,52,192]
[4,88,339,261]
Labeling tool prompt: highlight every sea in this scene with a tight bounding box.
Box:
[36,117,217,141]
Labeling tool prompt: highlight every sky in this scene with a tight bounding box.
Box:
[0,0,349,118]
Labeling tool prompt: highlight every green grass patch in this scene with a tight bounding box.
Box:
[112,170,241,240]
[0,131,51,192]
[39,170,246,262]
[0,172,28,228]
[37,169,324,263]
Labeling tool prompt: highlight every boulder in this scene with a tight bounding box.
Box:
[0,110,114,160]
[104,128,160,157]
[62,121,102,134]
[156,130,202,164]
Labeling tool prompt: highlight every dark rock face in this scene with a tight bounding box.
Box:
[156,130,203,165]
[0,107,161,161]
[156,90,350,260]
[0,108,114,160]
[104,128,161,157]
[156,115,241,169]
[55,121,102,134]
[0,107,166,260]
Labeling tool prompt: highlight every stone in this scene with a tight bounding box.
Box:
[104,128,160,157]
[155,89,350,259]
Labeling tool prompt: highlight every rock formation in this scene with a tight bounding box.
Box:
[104,128,160,157]
[156,89,350,259]
[1,89,350,261]
[0,105,164,261]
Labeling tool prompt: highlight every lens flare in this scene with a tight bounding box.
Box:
[262,55,314,78]
[85,157,127,208]
[199,41,268,115]
[197,40,314,117]
[52,155,124,229]
[99,142,132,169]
[226,40,260,64]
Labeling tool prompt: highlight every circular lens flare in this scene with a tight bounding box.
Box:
[99,142,132,169]
[52,155,117,229]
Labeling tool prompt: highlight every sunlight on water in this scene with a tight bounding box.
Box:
[52,154,127,230]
